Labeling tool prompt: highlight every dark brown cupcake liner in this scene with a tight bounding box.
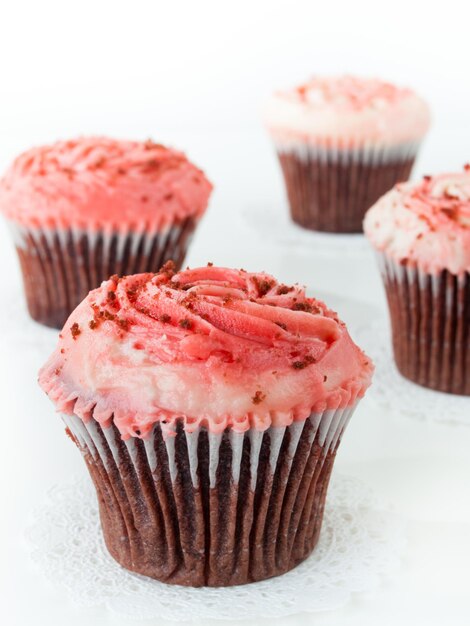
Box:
[275,142,418,233]
[62,402,358,587]
[9,216,197,329]
[379,254,470,395]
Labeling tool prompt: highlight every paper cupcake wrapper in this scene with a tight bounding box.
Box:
[62,403,358,587]
[273,140,420,233]
[274,139,420,164]
[9,216,197,329]
[378,253,470,395]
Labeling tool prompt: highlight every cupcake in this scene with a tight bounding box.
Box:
[364,167,470,395]
[263,76,430,233]
[0,137,212,329]
[39,263,373,587]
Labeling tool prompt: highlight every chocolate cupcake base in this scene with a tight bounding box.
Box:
[10,217,197,329]
[276,143,417,233]
[62,404,357,587]
[380,255,470,395]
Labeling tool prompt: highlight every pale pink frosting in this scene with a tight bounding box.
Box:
[364,167,470,275]
[39,265,373,439]
[263,75,430,147]
[0,137,212,232]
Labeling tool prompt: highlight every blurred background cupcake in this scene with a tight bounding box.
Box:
[39,263,373,587]
[0,137,212,328]
[364,166,470,395]
[263,76,430,233]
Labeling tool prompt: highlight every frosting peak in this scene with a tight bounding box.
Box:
[39,264,373,438]
[364,167,470,274]
[0,136,212,231]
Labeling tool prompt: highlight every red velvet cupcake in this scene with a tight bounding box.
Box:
[264,76,430,233]
[0,137,212,328]
[364,167,470,395]
[39,263,373,587]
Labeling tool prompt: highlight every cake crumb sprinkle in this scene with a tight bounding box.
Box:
[70,323,81,340]
[252,390,266,405]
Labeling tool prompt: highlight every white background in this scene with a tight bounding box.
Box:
[0,1,469,625]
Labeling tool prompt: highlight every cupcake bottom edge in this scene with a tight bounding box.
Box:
[275,145,417,233]
[381,255,470,396]
[63,405,356,587]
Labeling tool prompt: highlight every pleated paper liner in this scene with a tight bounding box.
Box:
[274,141,419,233]
[26,473,405,620]
[379,254,470,396]
[62,402,358,587]
[9,216,197,329]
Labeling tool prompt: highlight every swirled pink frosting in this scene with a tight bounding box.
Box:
[39,264,373,439]
[263,75,430,147]
[0,137,212,231]
[364,167,470,275]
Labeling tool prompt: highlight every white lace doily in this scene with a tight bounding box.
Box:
[242,205,369,257]
[355,318,470,425]
[26,473,404,621]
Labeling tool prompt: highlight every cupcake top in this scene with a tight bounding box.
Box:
[0,136,212,232]
[364,167,470,275]
[39,264,373,439]
[263,75,430,148]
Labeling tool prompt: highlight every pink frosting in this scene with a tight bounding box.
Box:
[263,75,430,147]
[281,76,417,109]
[0,137,212,231]
[39,264,373,439]
[364,166,470,275]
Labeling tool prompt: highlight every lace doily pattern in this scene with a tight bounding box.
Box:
[355,318,470,425]
[242,206,369,257]
[26,473,404,621]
